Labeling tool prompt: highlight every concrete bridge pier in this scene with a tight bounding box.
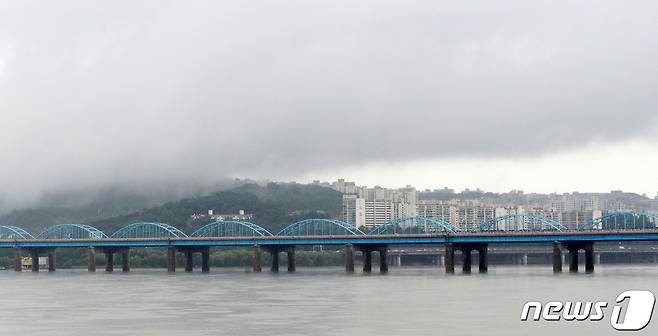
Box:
[271,250,280,273]
[569,247,578,272]
[184,249,194,273]
[584,244,594,273]
[462,248,472,273]
[362,249,372,273]
[13,247,22,272]
[444,243,488,274]
[344,244,355,273]
[29,249,40,272]
[121,249,130,272]
[566,241,595,273]
[378,247,388,273]
[358,245,388,273]
[264,246,294,273]
[167,246,176,272]
[47,250,56,272]
[105,251,114,272]
[201,247,210,273]
[520,254,529,265]
[286,247,296,273]
[552,242,562,273]
[88,247,96,272]
[478,245,488,273]
[445,243,455,273]
[271,252,279,272]
[252,245,262,273]
[391,254,402,267]
[266,247,282,273]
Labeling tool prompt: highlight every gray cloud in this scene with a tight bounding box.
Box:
[1,0,658,209]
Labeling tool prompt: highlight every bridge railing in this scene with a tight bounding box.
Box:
[190,220,273,237]
[277,219,365,236]
[579,211,658,231]
[477,214,567,232]
[7,212,658,240]
[369,216,458,235]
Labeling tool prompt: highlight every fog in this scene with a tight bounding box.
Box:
[1,0,658,211]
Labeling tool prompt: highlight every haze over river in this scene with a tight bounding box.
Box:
[1,265,656,335]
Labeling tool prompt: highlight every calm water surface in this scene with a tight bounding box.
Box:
[1,265,656,335]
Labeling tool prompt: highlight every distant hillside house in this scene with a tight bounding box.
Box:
[190,209,254,221]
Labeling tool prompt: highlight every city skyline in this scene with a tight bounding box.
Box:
[311,177,658,231]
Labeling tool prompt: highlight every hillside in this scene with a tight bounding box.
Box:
[89,183,342,235]
[0,182,341,236]
[0,180,243,233]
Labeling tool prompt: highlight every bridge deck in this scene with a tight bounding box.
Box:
[3,231,658,248]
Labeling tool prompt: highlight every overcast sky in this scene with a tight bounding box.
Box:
[1,0,658,210]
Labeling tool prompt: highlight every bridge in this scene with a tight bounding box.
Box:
[2,212,658,274]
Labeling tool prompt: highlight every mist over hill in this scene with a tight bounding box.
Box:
[0,178,244,231]
[0,182,342,235]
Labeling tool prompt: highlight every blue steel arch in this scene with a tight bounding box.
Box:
[277,219,366,236]
[0,225,35,239]
[478,214,567,232]
[580,211,658,231]
[111,222,188,238]
[370,216,458,234]
[37,224,108,239]
[191,220,273,237]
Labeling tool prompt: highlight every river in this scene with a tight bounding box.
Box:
[1,265,656,335]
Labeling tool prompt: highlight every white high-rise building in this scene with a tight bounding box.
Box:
[337,180,418,228]
[342,194,365,227]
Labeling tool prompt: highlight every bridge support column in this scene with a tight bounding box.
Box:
[363,249,372,273]
[167,246,176,272]
[344,245,354,273]
[378,247,388,273]
[568,247,578,272]
[30,250,40,272]
[121,249,130,272]
[88,247,96,272]
[184,249,194,273]
[478,245,488,273]
[594,253,601,265]
[105,251,114,272]
[438,255,445,267]
[14,248,22,272]
[252,245,262,273]
[584,242,594,273]
[462,248,472,273]
[287,247,296,273]
[47,250,56,272]
[201,247,210,273]
[565,241,595,273]
[445,243,455,273]
[393,254,402,267]
[270,248,279,273]
[520,254,528,265]
[552,242,562,273]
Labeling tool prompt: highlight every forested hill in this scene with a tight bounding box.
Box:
[87,183,342,235]
[0,180,243,233]
[0,183,341,235]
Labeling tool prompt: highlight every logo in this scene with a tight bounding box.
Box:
[521,290,656,331]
